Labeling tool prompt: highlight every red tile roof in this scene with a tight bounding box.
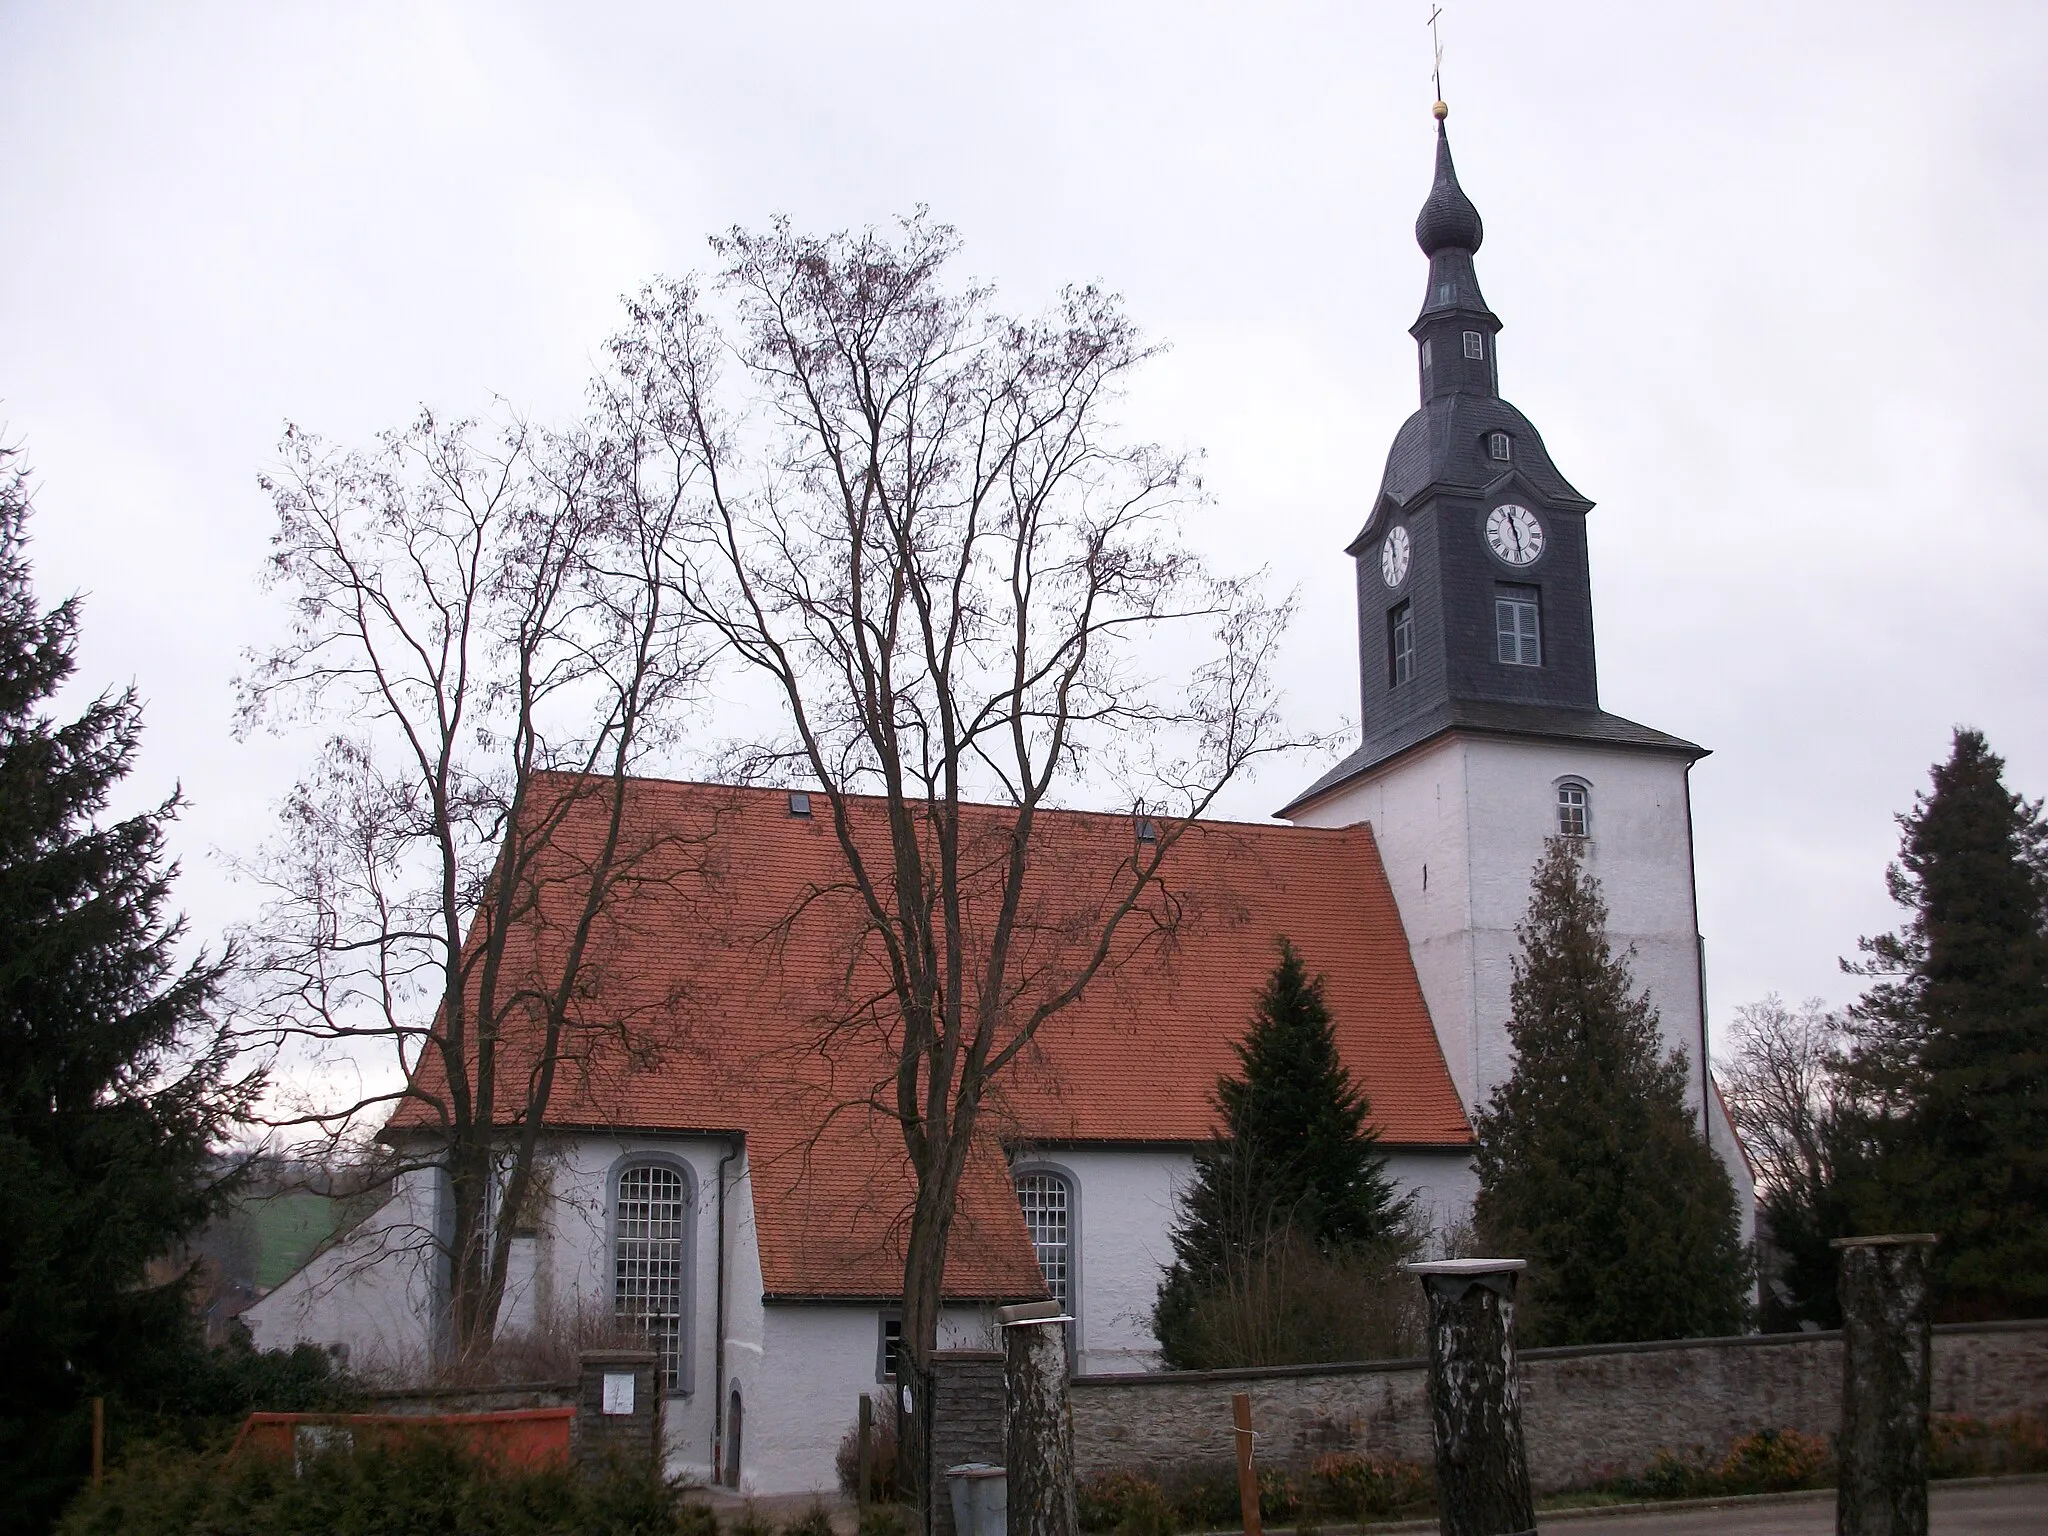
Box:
[392,779,1469,1300]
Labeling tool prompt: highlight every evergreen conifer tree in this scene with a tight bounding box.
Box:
[1473,839,1748,1347]
[1842,728,2048,1314]
[0,449,254,1530]
[1154,939,1408,1366]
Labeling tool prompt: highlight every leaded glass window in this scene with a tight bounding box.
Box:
[615,1164,688,1390]
[1014,1171,1072,1309]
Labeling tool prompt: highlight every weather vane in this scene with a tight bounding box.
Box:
[1427,2,1449,119]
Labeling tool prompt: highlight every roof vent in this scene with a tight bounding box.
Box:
[1136,816,1158,844]
[787,791,812,818]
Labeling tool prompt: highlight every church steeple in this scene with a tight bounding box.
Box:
[1410,113,1501,403]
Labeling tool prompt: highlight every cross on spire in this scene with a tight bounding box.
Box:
[1427,3,1448,115]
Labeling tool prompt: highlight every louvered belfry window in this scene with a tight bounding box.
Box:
[615,1164,688,1389]
[1014,1172,1072,1309]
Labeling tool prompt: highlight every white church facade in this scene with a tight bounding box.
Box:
[246,117,1754,1495]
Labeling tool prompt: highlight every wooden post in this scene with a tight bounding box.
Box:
[90,1396,104,1487]
[1231,1393,1262,1536]
[858,1393,875,1510]
[1834,1234,1937,1536]
[1405,1259,1535,1536]
[999,1299,1077,1536]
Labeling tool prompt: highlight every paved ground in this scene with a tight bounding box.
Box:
[689,1480,2048,1536]
[1542,1479,2048,1534]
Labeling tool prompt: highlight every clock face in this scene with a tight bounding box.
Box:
[1380,525,1411,588]
[1486,504,1545,566]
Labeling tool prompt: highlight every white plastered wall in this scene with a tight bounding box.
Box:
[1025,1145,1481,1378]
[244,1165,443,1374]
[1288,733,1754,1238]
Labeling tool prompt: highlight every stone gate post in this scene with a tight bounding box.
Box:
[999,1299,1076,1536]
[1404,1259,1534,1536]
[574,1349,660,1474]
[1833,1234,1937,1536]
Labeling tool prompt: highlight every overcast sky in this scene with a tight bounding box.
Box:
[4,0,2044,1049]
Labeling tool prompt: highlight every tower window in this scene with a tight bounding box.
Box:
[1421,338,1433,369]
[1557,782,1589,838]
[1488,432,1511,461]
[1496,585,1541,666]
[1389,602,1414,687]
[1463,330,1484,360]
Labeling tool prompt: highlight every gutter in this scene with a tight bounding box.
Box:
[712,1134,741,1485]
[1683,762,1711,1136]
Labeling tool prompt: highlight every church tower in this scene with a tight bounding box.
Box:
[1281,110,1752,1221]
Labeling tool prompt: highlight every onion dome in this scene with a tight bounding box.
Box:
[1414,120,1483,257]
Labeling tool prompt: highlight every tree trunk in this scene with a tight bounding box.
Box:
[1407,1259,1535,1536]
[900,1183,956,1535]
[1834,1234,1936,1536]
[1000,1303,1076,1536]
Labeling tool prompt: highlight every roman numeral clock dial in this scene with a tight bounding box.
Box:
[1486,504,1544,566]
[1380,525,1412,587]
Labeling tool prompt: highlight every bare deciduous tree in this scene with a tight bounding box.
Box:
[235,409,707,1361]
[1717,993,1846,1212]
[603,214,1308,1505]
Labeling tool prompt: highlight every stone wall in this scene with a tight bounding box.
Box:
[360,1381,575,1417]
[1071,1320,2048,1494]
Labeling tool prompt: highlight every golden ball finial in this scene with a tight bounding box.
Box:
[1433,100,1449,121]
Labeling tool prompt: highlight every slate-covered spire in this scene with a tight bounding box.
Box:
[1415,118,1483,257]
[1409,107,1500,402]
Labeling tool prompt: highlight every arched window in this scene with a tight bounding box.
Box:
[1557,781,1589,839]
[614,1162,690,1390]
[1013,1170,1074,1311]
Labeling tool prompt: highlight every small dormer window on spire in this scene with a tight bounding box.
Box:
[1463,331,1484,360]
[1488,432,1511,462]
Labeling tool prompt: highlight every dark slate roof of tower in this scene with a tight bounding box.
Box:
[1349,395,1591,553]
[1415,122,1483,257]
[1277,701,1707,818]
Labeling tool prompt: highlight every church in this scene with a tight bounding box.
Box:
[246,114,1754,1494]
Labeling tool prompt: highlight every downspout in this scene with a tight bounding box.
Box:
[1683,762,1711,1136]
[712,1134,741,1483]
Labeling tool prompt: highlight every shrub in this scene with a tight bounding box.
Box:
[1306,1451,1431,1519]
[1609,1428,1830,1501]
[59,1431,695,1535]
[1931,1413,2048,1477]
[835,1407,898,1504]
[1078,1470,1172,1534]
[1162,1467,1240,1531]
[1624,1447,1712,1500]
[1715,1428,1830,1493]
[728,1502,777,1536]
[857,1505,908,1536]
[1255,1467,1298,1523]
[784,1502,836,1536]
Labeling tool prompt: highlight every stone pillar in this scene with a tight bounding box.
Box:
[928,1349,1005,1536]
[1404,1260,1535,1536]
[999,1301,1075,1536]
[574,1349,661,1474]
[1833,1234,1937,1536]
